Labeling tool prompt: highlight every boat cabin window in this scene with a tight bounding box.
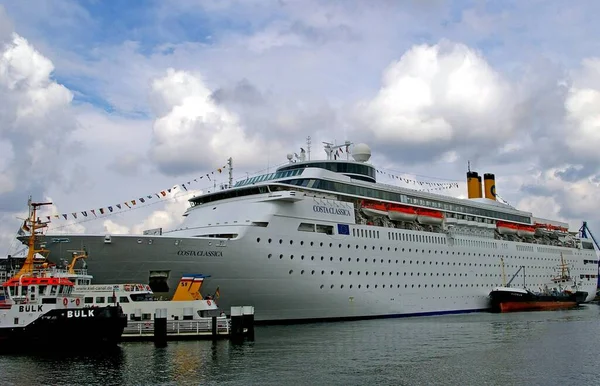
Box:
[119,296,130,303]
[96,296,105,303]
[84,297,94,304]
[108,296,116,303]
[130,293,153,302]
[50,286,57,296]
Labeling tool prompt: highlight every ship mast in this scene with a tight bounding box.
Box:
[13,198,52,279]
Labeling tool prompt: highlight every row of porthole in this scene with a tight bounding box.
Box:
[317,283,508,289]
[287,269,551,279]
[259,238,578,262]
[267,254,575,271]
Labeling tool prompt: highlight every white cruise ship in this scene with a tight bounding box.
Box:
[34,142,599,323]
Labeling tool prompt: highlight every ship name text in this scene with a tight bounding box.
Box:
[176,250,223,257]
[19,305,43,313]
[312,205,351,216]
[67,310,95,318]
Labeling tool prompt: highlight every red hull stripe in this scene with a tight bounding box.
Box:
[499,301,578,312]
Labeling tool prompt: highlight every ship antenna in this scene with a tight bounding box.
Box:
[306,136,311,161]
[467,160,471,173]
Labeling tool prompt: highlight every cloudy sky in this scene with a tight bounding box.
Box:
[1,0,600,254]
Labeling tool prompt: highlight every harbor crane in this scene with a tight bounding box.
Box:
[579,221,600,289]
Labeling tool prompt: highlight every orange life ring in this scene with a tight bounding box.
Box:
[207,300,212,306]
[75,298,80,306]
[63,298,68,307]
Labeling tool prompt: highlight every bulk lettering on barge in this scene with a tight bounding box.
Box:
[176,250,223,257]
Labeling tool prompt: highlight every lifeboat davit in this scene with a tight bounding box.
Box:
[497,221,518,235]
[534,223,553,236]
[517,225,535,238]
[387,204,417,222]
[361,201,388,218]
[416,209,444,225]
[554,226,569,237]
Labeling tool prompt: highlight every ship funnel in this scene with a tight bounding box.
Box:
[467,171,482,198]
[484,173,496,200]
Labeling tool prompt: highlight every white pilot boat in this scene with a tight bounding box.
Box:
[0,200,126,352]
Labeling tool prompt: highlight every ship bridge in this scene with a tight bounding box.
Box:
[276,142,375,183]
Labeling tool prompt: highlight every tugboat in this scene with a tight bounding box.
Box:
[0,199,127,352]
[489,256,588,313]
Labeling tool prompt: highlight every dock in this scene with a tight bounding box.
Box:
[122,306,255,342]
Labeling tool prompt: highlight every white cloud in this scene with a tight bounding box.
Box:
[130,188,199,234]
[0,31,75,193]
[355,41,514,148]
[102,219,130,235]
[149,68,263,175]
[564,59,600,159]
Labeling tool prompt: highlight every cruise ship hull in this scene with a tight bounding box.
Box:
[39,224,599,323]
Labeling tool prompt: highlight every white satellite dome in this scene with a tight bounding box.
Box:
[352,143,371,162]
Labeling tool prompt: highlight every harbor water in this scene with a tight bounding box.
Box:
[1,306,599,386]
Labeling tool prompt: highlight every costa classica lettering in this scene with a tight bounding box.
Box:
[176,250,223,257]
[312,205,351,216]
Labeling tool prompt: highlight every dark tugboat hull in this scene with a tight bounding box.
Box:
[0,306,127,353]
[489,288,588,313]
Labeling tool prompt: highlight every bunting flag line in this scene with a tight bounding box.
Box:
[43,163,456,221]
[43,163,229,221]
[375,169,461,192]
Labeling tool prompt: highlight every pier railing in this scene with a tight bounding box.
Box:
[124,317,231,337]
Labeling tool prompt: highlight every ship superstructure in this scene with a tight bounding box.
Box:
[33,142,599,322]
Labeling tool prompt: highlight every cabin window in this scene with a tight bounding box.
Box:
[50,286,57,296]
[96,297,105,303]
[119,296,130,303]
[84,297,94,304]
[108,296,116,303]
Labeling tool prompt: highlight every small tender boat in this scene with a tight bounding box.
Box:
[496,221,518,235]
[416,209,443,225]
[516,225,535,238]
[387,204,417,222]
[360,201,388,218]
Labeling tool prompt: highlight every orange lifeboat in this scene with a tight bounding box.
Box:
[360,201,388,218]
[516,225,535,238]
[416,209,444,225]
[387,204,417,222]
[496,221,518,235]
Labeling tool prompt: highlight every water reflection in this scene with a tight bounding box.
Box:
[1,307,599,385]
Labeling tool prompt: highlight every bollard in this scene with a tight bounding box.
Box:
[242,306,255,341]
[154,308,167,347]
[230,306,243,339]
[212,316,217,338]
